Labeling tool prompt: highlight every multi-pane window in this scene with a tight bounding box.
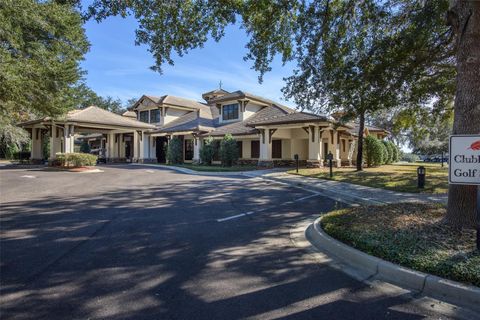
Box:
[222,103,239,121]
[139,111,149,123]
[272,140,282,158]
[150,109,160,123]
[237,141,243,158]
[251,140,260,158]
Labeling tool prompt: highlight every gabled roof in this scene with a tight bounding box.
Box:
[208,90,295,113]
[134,94,207,111]
[122,110,137,118]
[205,105,289,136]
[18,106,155,130]
[349,123,390,136]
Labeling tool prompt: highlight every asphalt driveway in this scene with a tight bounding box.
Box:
[0,165,473,319]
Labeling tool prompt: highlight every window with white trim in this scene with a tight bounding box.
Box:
[222,103,239,121]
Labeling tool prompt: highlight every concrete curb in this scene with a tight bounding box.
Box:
[306,216,480,312]
[129,163,287,177]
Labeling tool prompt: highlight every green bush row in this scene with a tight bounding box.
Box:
[55,152,97,167]
[166,136,184,164]
[364,136,400,167]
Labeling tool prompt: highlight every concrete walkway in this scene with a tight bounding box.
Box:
[254,172,448,206]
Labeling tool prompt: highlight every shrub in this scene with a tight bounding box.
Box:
[55,153,97,167]
[379,141,388,164]
[166,136,183,164]
[3,143,19,159]
[382,140,393,164]
[219,134,239,167]
[80,140,91,153]
[364,135,384,167]
[401,153,420,163]
[389,141,400,163]
[200,136,215,165]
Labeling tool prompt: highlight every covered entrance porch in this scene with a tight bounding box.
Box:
[19,106,156,164]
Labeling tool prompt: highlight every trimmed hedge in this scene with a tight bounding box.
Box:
[200,136,216,165]
[166,136,183,164]
[364,135,384,167]
[382,140,393,164]
[219,134,238,167]
[55,153,97,167]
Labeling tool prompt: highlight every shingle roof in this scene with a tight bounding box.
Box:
[135,95,208,111]
[204,105,289,136]
[18,106,155,129]
[247,111,328,126]
[67,106,155,129]
[152,105,218,133]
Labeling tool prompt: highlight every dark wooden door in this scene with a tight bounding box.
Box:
[156,137,168,163]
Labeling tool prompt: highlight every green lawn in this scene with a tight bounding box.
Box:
[288,163,448,194]
[321,203,479,287]
[164,163,257,172]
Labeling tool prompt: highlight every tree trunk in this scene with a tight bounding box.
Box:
[356,111,365,171]
[445,1,480,229]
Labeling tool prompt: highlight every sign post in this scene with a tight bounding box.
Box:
[449,134,480,250]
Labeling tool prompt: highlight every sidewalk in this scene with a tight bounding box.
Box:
[255,172,448,206]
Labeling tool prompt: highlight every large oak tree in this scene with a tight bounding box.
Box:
[39,0,480,228]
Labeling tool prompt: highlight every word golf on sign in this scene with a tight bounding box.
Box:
[449,135,480,185]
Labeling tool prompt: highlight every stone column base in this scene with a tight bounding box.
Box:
[137,158,158,164]
[306,160,323,168]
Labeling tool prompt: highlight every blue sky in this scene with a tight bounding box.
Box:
[81,14,296,107]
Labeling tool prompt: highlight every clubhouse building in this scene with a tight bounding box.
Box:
[19,89,388,167]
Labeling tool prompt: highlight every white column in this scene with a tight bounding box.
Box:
[308,126,321,162]
[193,136,201,163]
[318,128,324,165]
[49,126,62,159]
[333,130,341,167]
[139,131,146,162]
[149,135,156,161]
[259,129,272,161]
[31,128,43,160]
[133,130,140,161]
[63,125,74,154]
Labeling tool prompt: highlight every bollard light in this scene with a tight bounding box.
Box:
[294,154,299,173]
[417,166,426,188]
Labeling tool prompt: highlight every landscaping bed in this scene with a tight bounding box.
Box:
[288,163,448,193]
[320,203,479,287]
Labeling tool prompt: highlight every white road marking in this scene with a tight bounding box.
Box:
[217,213,247,222]
[217,193,322,222]
[294,193,321,202]
[21,175,36,178]
[145,170,155,173]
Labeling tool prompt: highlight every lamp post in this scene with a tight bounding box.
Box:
[417,166,426,188]
[327,152,334,178]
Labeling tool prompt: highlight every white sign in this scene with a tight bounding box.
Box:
[449,134,480,185]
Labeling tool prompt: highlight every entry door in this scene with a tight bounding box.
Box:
[323,142,329,160]
[156,137,168,163]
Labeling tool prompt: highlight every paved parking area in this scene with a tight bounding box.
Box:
[0,165,474,319]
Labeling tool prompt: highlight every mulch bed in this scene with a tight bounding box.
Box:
[321,203,480,287]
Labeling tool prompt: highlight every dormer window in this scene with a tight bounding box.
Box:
[139,111,149,123]
[150,109,160,123]
[222,103,239,121]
